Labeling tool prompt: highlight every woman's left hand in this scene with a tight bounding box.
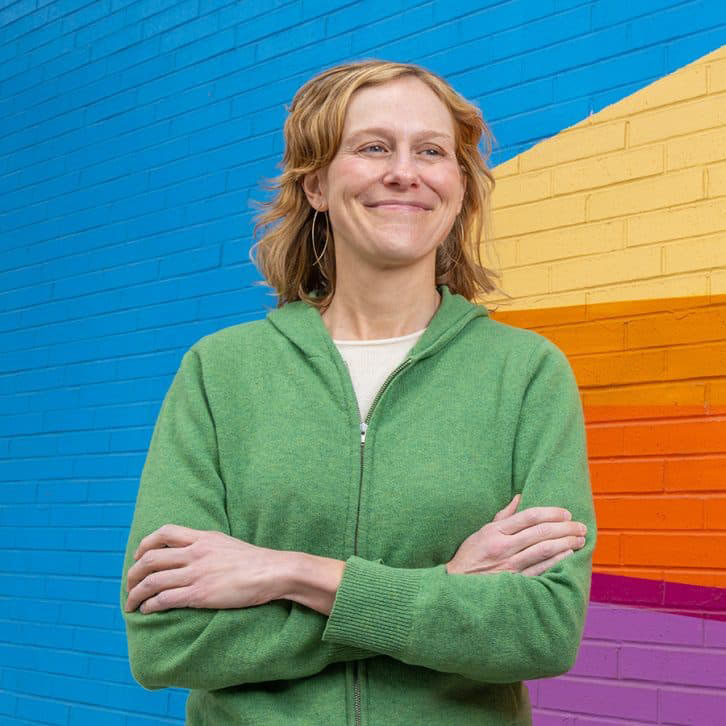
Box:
[124,524,290,614]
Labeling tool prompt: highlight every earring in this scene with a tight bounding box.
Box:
[439,218,464,267]
[311,208,329,270]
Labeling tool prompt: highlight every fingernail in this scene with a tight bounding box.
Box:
[564,511,572,520]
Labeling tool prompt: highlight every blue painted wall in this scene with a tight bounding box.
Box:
[1,1,724,722]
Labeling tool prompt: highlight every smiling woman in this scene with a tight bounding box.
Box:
[120,59,596,726]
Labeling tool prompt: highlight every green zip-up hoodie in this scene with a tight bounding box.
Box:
[120,283,596,725]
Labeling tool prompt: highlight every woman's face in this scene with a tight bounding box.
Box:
[305,76,466,276]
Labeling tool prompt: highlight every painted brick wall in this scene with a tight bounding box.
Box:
[495,291,726,591]
[2,1,725,724]
[527,604,726,724]
[489,44,726,725]
[486,46,726,309]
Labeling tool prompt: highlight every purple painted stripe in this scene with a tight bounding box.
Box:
[590,572,726,621]
[568,718,655,726]
[660,687,726,726]
[528,605,726,724]
[537,677,658,721]
[568,643,618,678]
[583,602,702,645]
[530,712,570,725]
[620,645,726,689]
[705,618,726,647]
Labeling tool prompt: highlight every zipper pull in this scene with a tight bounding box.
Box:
[360,421,367,445]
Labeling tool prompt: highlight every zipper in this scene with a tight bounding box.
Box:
[352,356,413,726]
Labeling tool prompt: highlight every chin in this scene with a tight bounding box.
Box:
[371,241,437,263]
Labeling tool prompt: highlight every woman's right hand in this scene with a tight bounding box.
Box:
[446,494,587,577]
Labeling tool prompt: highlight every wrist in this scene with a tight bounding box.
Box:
[283,551,346,616]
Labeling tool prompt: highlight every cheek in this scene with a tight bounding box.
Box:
[329,158,376,190]
[428,168,465,204]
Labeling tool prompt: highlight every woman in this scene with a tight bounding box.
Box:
[121,60,595,725]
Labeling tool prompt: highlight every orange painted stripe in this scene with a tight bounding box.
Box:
[589,459,664,494]
[594,496,702,530]
[488,293,725,326]
[664,456,726,491]
[586,418,726,457]
[622,533,726,568]
[589,457,726,494]
[490,293,726,405]
[491,294,726,590]
[592,533,620,566]
[583,401,711,422]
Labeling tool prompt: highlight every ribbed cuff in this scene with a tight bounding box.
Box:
[321,555,434,657]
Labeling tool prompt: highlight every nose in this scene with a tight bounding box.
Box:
[382,149,419,187]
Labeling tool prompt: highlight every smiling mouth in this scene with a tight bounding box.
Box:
[368,204,428,212]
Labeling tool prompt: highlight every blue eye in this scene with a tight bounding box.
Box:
[359,144,443,156]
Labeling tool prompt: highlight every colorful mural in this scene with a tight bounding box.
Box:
[486,45,726,723]
[4,1,726,723]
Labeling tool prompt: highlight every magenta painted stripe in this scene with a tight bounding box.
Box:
[590,572,726,621]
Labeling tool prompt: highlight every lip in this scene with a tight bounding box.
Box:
[366,202,430,211]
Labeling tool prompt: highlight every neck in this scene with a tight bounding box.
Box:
[320,278,441,341]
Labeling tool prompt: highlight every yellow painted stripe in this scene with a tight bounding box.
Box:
[483,44,726,311]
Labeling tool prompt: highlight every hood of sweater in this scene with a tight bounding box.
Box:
[266,283,489,364]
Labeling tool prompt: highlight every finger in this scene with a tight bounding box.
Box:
[493,494,520,522]
[509,520,586,554]
[139,584,197,614]
[126,566,192,613]
[497,506,572,535]
[127,544,191,592]
[509,535,583,573]
[520,549,574,577]
[134,524,201,560]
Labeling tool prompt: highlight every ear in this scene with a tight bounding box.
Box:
[302,168,328,211]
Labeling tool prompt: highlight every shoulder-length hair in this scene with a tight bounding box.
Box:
[249,59,502,311]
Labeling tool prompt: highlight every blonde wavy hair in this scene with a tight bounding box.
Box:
[249,59,502,310]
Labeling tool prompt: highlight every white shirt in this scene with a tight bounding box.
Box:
[332,327,427,422]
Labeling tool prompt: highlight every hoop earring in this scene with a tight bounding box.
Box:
[311,208,329,271]
[452,217,464,265]
[440,218,464,268]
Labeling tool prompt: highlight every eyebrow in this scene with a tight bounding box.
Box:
[345,127,454,143]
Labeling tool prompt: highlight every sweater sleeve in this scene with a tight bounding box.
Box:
[120,347,377,691]
[320,338,597,683]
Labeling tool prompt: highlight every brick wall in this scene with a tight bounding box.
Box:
[489,44,726,725]
[2,1,725,724]
[486,46,726,309]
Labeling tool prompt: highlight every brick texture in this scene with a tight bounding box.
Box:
[3,1,726,725]
[487,44,726,309]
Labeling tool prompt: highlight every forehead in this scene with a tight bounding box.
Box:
[341,76,456,140]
